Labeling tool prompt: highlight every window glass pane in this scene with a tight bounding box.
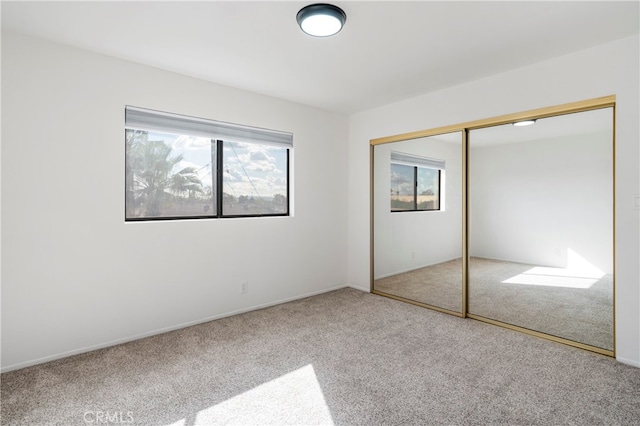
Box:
[126,129,215,219]
[222,141,288,216]
[390,163,415,211]
[417,168,440,210]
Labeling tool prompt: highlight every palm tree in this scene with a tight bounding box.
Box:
[126,130,203,217]
[169,167,204,199]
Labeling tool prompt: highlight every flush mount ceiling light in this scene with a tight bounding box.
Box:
[297,3,346,37]
[513,119,537,127]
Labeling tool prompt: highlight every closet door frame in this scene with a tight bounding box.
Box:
[370,94,616,357]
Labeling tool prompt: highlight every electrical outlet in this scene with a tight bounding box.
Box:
[240,281,248,294]
[411,250,415,259]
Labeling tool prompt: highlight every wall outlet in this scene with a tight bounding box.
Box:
[411,250,415,259]
[240,281,248,294]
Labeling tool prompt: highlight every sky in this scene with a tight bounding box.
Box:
[390,163,438,197]
[150,130,288,199]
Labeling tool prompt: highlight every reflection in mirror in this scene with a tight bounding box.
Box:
[373,132,463,313]
[468,108,614,350]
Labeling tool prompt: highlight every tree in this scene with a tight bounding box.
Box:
[126,130,203,217]
[273,193,286,206]
[169,167,203,199]
[125,130,143,217]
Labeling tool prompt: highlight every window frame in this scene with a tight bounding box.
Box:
[390,164,442,213]
[217,140,291,219]
[389,151,444,213]
[125,107,291,222]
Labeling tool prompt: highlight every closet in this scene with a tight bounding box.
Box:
[371,96,615,355]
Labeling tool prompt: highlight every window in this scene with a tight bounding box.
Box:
[125,106,292,220]
[390,151,443,212]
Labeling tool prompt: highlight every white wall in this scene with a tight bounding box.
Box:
[1,32,349,371]
[373,137,462,279]
[470,130,613,273]
[348,35,640,366]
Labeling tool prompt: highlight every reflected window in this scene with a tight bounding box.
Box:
[390,151,443,212]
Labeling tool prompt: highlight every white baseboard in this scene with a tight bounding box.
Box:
[374,256,461,280]
[616,356,640,368]
[469,255,562,269]
[1,284,348,373]
[347,283,371,292]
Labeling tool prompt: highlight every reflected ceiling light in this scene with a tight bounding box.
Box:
[513,119,537,127]
[297,3,346,37]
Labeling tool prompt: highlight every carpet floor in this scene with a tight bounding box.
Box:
[374,258,463,312]
[1,288,637,425]
[375,257,613,350]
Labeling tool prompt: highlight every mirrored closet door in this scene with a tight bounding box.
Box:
[370,96,616,356]
[372,132,464,315]
[467,107,614,352]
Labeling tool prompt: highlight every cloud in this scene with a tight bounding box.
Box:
[390,171,412,185]
[247,161,278,173]
[224,164,244,182]
[223,170,286,198]
[224,143,283,173]
[173,159,211,184]
[172,135,211,151]
[249,150,271,162]
[221,142,287,196]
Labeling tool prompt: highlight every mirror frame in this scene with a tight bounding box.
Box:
[371,132,466,316]
[370,95,616,357]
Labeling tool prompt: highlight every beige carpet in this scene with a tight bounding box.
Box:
[2,288,635,425]
[469,257,613,351]
[374,257,613,350]
[374,259,463,312]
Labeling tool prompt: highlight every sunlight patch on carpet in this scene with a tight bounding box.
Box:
[502,249,605,289]
[178,364,334,425]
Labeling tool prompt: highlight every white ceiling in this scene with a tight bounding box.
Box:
[2,1,638,114]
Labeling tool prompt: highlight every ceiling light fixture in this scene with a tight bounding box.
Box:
[513,119,537,127]
[297,3,346,37]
